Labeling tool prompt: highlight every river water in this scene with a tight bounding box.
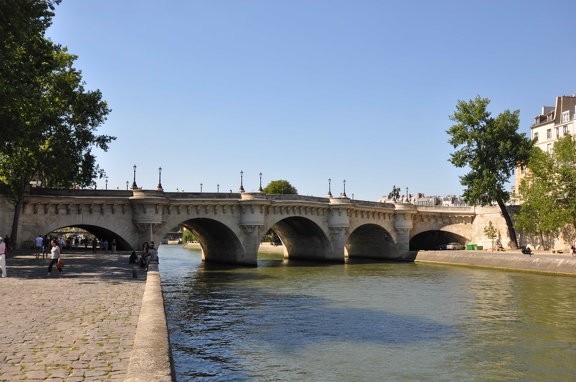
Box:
[159,245,576,381]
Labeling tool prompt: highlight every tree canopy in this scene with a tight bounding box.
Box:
[0,0,114,244]
[516,136,576,248]
[446,96,533,248]
[263,180,297,194]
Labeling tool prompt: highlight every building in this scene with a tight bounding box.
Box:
[514,94,576,199]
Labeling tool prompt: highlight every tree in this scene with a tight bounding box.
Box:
[0,0,114,246]
[447,96,533,249]
[263,180,297,194]
[483,221,497,251]
[516,136,576,247]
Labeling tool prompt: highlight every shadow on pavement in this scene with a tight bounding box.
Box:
[4,250,147,282]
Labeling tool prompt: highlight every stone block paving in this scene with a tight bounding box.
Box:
[0,250,146,381]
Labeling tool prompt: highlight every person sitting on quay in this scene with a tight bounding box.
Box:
[129,251,138,264]
[145,241,159,271]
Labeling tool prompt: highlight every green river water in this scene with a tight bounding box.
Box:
[159,245,576,381]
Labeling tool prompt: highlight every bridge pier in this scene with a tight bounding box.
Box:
[393,204,417,260]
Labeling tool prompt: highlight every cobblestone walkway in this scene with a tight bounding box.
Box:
[0,251,146,381]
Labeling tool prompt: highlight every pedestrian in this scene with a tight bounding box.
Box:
[102,239,109,253]
[111,239,117,253]
[0,237,7,278]
[47,239,63,277]
[34,234,43,259]
[42,236,50,259]
[92,237,98,253]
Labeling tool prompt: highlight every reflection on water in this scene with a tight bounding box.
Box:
[160,246,576,382]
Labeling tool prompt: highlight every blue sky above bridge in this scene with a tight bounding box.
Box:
[46,0,576,200]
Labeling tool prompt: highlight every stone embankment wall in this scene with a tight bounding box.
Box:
[126,262,175,382]
[415,250,576,275]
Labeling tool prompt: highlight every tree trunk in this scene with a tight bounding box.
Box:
[496,198,518,249]
[10,200,22,249]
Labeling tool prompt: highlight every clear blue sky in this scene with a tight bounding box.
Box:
[46,0,576,201]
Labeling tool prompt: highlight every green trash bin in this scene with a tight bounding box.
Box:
[476,246,483,250]
[466,244,475,250]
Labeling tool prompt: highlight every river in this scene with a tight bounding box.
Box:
[159,245,576,381]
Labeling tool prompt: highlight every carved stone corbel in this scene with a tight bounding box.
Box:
[241,225,257,235]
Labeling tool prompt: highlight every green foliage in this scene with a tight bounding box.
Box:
[263,180,297,194]
[447,96,533,248]
[0,0,114,243]
[483,221,497,250]
[516,136,576,243]
[182,228,197,243]
[447,96,533,206]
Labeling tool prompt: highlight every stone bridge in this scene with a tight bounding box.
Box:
[2,188,507,266]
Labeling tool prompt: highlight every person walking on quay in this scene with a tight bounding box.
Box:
[34,234,43,259]
[111,239,117,253]
[47,239,63,277]
[42,236,50,259]
[92,237,98,254]
[0,237,7,278]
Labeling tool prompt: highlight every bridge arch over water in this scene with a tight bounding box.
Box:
[2,188,506,266]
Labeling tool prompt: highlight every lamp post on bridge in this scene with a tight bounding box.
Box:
[217,184,219,193]
[200,183,203,193]
[105,177,108,190]
[238,171,245,193]
[342,179,347,198]
[157,167,163,191]
[131,165,138,190]
[327,178,332,197]
[258,172,263,192]
[126,181,129,190]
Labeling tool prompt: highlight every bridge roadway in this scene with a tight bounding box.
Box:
[1,188,498,266]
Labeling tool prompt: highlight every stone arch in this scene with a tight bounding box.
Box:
[28,223,133,251]
[409,230,469,251]
[263,216,333,262]
[345,223,398,260]
[180,218,246,265]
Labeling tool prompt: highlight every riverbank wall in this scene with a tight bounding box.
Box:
[415,250,576,275]
[126,260,174,382]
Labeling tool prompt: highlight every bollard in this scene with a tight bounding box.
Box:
[132,267,138,278]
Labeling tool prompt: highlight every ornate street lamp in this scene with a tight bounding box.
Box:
[126,180,129,190]
[200,183,203,193]
[131,165,138,190]
[343,179,347,198]
[157,167,163,191]
[327,178,332,197]
[105,178,108,190]
[259,172,263,192]
[217,184,220,193]
[239,171,245,193]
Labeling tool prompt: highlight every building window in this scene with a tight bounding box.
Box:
[547,143,552,153]
[556,127,560,138]
[564,125,569,135]
[534,132,539,141]
[547,129,552,139]
[562,111,571,123]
